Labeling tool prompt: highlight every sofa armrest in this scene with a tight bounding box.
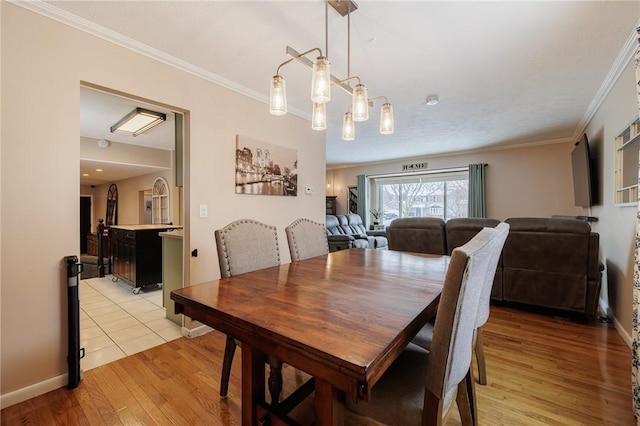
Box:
[367,230,387,237]
[327,234,354,252]
[327,234,354,242]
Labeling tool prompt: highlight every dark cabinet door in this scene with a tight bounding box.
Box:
[110,226,174,290]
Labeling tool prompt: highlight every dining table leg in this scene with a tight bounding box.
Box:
[242,345,265,426]
[314,378,344,426]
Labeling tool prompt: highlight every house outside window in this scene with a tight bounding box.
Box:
[373,169,468,225]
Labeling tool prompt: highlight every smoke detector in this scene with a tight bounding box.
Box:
[97,139,110,148]
[425,95,439,106]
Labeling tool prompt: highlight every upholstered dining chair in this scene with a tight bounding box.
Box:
[346,227,499,426]
[214,219,282,400]
[413,222,510,386]
[285,218,329,261]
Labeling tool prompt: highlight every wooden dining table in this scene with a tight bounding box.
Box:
[171,248,448,426]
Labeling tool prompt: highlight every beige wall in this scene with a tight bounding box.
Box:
[583,57,637,342]
[91,168,178,229]
[1,3,325,402]
[328,141,577,220]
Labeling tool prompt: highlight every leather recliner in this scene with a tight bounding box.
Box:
[325,214,388,251]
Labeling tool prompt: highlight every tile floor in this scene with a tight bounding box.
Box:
[79,275,183,371]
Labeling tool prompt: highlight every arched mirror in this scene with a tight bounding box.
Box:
[152,177,170,224]
[106,184,118,227]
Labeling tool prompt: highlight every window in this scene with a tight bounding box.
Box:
[373,169,468,225]
[614,118,639,205]
[152,177,170,224]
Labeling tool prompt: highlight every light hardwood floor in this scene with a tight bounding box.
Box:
[1,306,634,425]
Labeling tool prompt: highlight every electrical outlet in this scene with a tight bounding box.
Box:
[199,204,208,218]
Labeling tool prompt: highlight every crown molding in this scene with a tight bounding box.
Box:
[573,20,640,140]
[327,136,574,170]
[9,0,310,119]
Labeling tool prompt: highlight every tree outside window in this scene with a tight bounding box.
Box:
[375,171,468,225]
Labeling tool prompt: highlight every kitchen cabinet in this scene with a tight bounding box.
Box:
[111,224,182,293]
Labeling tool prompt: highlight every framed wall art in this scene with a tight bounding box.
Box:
[235,135,298,196]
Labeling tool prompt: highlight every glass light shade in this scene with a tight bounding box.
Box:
[379,103,394,135]
[311,102,326,131]
[342,111,355,141]
[311,56,331,103]
[270,75,287,116]
[352,84,369,122]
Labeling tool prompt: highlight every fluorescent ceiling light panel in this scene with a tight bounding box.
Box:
[110,107,166,137]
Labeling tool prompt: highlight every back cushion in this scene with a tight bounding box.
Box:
[346,213,368,235]
[325,215,343,235]
[445,218,500,255]
[337,214,351,234]
[386,217,447,254]
[503,217,590,275]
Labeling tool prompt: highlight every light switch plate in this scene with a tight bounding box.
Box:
[199,204,208,218]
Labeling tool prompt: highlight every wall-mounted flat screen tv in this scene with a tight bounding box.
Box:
[571,133,594,207]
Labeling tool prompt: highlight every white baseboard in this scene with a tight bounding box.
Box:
[600,299,632,349]
[613,316,632,349]
[1,373,69,410]
[182,323,212,338]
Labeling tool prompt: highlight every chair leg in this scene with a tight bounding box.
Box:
[475,327,487,385]
[220,336,237,398]
[422,388,444,426]
[456,369,477,426]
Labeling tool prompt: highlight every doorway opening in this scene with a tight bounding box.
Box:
[78,82,188,371]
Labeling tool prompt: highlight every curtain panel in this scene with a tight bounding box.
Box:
[468,163,487,218]
[632,26,640,420]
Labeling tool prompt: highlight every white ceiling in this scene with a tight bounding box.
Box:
[79,87,175,186]
[30,1,640,172]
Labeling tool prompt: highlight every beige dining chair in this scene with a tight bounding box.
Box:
[214,219,282,400]
[346,227,499,426]
[285,218,329,261]
[413,222,510,386]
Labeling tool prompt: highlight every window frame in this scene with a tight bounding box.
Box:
[370,167,469,224]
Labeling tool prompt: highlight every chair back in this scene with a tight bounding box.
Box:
[285,218,329,261]
[425,227,497,411]
[476,222,509,327]
[215,219,280,278]
[386,217,447,254]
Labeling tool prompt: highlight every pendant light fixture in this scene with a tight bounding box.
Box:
[269,0,394,140]
[342,111,355,140]
[312,102,327,131]
[269,75,287,116]
[380,102,394,135]
[352,83,369,122]
[311,57,331,103]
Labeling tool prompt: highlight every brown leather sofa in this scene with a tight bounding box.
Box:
[325,214,388,251]
[386,216,602,317]
[502,217,601,318]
